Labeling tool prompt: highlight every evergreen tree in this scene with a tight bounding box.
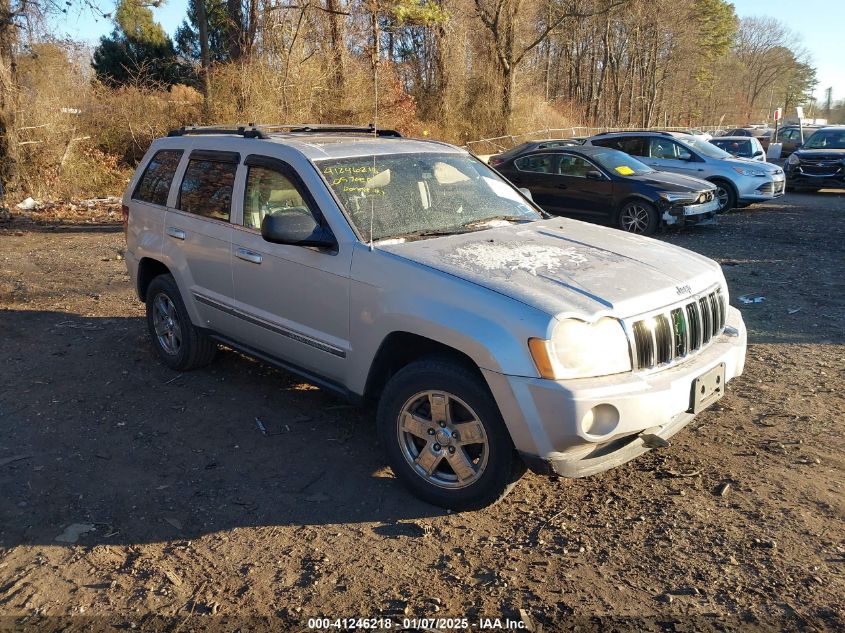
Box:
[92,0,189,87]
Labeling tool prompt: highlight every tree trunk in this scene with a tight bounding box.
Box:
[325,0,346,107]
[196,0,212,121]
[0,0,18,204]
[500,63,514,135]
[227,0,245,62]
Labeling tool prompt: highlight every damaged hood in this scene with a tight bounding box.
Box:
[377,218,724,320]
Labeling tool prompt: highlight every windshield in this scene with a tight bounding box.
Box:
[803,129,845,150]
[590,148,654,175]
[318,153,543,241]
[712,139,752,157]
[683,136,731,159]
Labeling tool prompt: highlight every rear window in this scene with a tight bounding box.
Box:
[591,136,647,157]
[132,150,183,206]
[178,158,238,221]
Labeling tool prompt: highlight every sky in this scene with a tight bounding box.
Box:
[54,0,844,104]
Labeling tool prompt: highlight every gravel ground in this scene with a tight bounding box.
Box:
[0,190,843,632]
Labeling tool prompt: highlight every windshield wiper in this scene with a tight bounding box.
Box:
[460,215,536,229]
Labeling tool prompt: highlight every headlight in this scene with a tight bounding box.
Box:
[658,191,697,203]
[731,166,765,177]
[787,153,800,165]
[528,317,632,380]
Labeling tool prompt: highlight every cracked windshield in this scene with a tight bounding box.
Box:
[318,153,542,242]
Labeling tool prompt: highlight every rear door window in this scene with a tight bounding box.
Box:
[132,150,183,206]
[514,153,559,174]
[178,151,239,222]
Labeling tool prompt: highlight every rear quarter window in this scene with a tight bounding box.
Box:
[132,150,183,206]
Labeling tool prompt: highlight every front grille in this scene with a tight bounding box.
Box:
[629,288,727,371]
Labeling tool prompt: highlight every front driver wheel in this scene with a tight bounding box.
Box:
[377,358,524,510]
[618,201,658,235]
[711,180,737,212]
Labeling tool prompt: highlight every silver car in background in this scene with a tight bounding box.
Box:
[586,131,785,211]
[709,136,767,162]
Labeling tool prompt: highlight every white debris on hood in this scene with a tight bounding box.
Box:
[447,242,588,276]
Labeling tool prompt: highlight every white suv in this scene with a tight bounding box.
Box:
[124,125,747,509]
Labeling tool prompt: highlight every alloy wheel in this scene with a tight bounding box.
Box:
[620,204,652,233]
[397,390,489,489]
[152,293,182,355]
[715,186,730,211]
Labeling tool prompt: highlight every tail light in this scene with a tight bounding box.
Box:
[121,204,129,240]
[490,157,504,167]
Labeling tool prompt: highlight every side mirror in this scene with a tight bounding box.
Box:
[678,151,693,161]
[753,150,764,157]
[261,212,336,249]
[585,170,605,180]
[518,187,534,201]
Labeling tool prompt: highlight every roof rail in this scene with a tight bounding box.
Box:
[167,123,402,139]
[255,123,402,137]
[168,126,269,139]
[592,130,675,137]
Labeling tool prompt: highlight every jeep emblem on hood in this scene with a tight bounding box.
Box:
[676,284,692,296]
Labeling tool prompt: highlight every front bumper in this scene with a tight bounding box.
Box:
[662,197,719,226]
[737,175,785,203]
[484,307,747,477]
[785,163,845,188]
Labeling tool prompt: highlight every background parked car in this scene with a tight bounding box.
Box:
[784,126,845,192]
[772,125,820,158]
[585,131,785,212]
[495,145,718,235]
[709,136,767,161]
[719,127,773,150]
[488,138,585,168]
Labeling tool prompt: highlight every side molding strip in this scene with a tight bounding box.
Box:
[193,292,347,358]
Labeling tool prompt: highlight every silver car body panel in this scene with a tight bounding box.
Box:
[585,132,784,204]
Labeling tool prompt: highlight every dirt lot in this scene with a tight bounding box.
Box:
[1,191,844,632]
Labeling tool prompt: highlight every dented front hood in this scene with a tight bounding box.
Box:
[378,218,723,320]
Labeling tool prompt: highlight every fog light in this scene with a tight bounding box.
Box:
[581,404,620,437]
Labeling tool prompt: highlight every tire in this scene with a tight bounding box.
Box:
[710,179,737,213]
[145,274,217,371]
[377,358,524,510]
[617,200,658,235]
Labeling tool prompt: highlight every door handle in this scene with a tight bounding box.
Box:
[556,184,568,189]
[236,248,262,264]
[166,227,186,240]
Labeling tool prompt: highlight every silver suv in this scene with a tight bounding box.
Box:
[124,124,747,509]
[586,131,785,211]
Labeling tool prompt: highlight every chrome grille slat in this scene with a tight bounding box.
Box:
[630,287,727,371]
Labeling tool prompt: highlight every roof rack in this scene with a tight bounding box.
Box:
[592,130,675,137]
[167,124,402,139]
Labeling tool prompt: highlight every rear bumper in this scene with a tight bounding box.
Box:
[125,249,141,299]
[485,307,747,478]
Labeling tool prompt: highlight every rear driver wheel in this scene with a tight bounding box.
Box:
[145,274,217,371]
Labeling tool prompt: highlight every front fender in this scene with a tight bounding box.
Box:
[346,244,551,395]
